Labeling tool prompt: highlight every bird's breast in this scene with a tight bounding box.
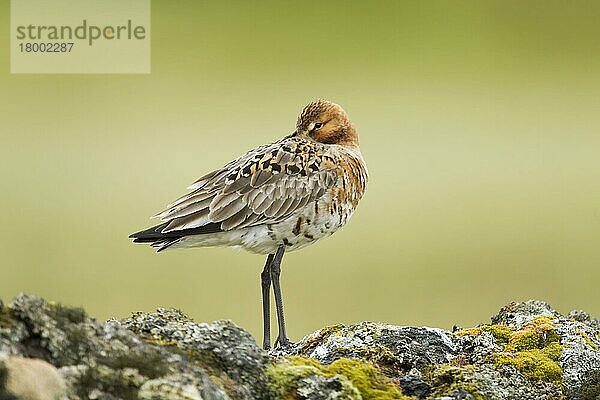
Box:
[240,150,368,254]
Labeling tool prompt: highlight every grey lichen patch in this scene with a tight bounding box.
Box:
[576,331,598,350]
[1,295,234,400]
[491,300,561,328]
[555,315,600,398]
[8,295,93,365]
[139,373,230,400]
[578,369,600,400]
[568,309,600,331]
[289,322,456,374]
[121,307,270,400]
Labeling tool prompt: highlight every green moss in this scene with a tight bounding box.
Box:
[491,318,563,383]
[324,358,409,400]
[267,356,412,400]
[505,317,560,352]
[576,331,598,350]
[147,338,178,347]
[267,358,361,400]
[491,343,563,383]
[458,317,563,384]
[506,329,540,351]
[455,324,512,344]
[427,365,485,400]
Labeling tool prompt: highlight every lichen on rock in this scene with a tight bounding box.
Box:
[1,295,600,400]
[286,322,456,375]
[457,316,564,383]
[0,295,237,400]
[121,307,270,400]
[267,356,411,400]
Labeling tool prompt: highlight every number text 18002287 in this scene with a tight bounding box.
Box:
[19,42,74,53]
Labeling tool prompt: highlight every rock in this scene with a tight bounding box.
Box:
[266,358,362,400]
[276,300,600,400]
[1,356,65,400]
[0,295,233,400]
[121,308,269,400]
[397,372,431,398]
[285,323,456,372]
[0,295,599,399]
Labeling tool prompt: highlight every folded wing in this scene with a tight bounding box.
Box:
[130,138,337,251]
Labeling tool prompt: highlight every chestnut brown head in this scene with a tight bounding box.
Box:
[295,99,359,148]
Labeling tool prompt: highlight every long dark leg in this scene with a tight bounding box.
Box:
[271,245,289,347]
[261,254,274,350]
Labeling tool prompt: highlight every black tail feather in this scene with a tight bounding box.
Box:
[129,221,224,250]
[130,222,169,242]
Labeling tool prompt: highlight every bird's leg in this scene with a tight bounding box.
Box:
[261,253,274,350]
[271,244,289,348]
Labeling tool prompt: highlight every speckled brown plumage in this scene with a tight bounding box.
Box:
[131,99,368,254]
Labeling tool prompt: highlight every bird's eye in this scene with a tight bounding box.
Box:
[314,122,323,130]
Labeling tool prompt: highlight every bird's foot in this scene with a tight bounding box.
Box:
[266,336,296,357]
[274,336,294,350]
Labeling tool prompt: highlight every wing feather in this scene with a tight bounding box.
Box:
[163,197,211,220]
[222,176,250,194]
[221,207,251,230]
[187,170,221,189]
[209,197,247,221]
[250,169,274,187]
[151,137,339,235]
[264,197,286,218]
[210,192,239,212]
[252,192,274,215]
[163,208,210,232]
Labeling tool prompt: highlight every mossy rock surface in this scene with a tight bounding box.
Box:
[1,295,600,399]
[267,356,411,400]
[279,300,600,400]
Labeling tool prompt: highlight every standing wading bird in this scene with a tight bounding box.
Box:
[130,99,368,349]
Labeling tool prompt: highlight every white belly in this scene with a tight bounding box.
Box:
[172,200,353,255]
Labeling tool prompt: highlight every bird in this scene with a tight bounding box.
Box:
[130,99,368,350]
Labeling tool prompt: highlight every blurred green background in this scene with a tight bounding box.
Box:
[1,1,599,341]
